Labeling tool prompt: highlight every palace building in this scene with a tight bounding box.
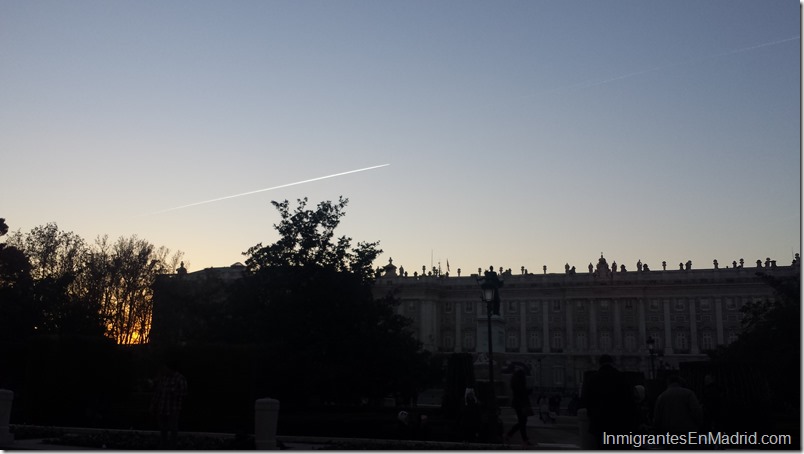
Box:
[150,253,799,393]
[372,254,799,391]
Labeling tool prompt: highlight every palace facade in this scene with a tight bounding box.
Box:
[373,254,799,391]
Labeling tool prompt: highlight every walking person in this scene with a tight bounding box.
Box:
[504,368,534,447]
[580,354,636,449]
[653,374,702,437]
[701,374,722,432]
[150,358,188,449]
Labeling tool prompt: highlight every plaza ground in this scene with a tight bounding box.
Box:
[6,409,581,450]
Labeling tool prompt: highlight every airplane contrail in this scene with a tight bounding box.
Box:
[146,163,390,215]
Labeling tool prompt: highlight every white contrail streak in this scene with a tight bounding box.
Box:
[147,164,390,215]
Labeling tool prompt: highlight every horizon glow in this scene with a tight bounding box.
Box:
[1,0,799,273]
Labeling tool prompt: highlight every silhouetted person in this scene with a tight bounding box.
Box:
[567,393,580,416]
[151,359,188,449]
[549,393,561,418]
[653,374,702,438]
[459,387,482,442]
[633,385,651,434]
[504,369,533,446]
[701,374,722,431]
[537,394,553,423]
[398,410,428,440]
[581,355,636,449]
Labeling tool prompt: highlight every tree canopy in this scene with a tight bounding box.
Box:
[245,197,380,282]
[221,197,432,406]
[709,271,801,411]
[1,220,183,343]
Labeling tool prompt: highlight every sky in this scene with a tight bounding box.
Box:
[1,0,800,276]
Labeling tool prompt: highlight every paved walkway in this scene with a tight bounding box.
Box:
[5,413,582,450]
[499,407,581,449]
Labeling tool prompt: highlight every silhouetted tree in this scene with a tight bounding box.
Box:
[709,272,801,412]
[0,218,36,340]
[98,236,183,344]
[245,197,380,282]
[5,222,101,337]
[233,197,430,406]
[7,223,183,343]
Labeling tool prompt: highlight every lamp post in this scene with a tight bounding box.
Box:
[646,336,656,380]
[478,266,503,408]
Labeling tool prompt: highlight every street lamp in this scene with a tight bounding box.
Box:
[646,336,656,380]
[478,266,503,408]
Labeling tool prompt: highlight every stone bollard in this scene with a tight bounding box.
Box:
[576,408,596,449]
[0,390,13,447]
[254,398,280,450]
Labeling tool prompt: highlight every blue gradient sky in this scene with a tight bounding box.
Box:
[1,0,800,275]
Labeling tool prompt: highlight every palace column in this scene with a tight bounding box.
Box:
[613,299,622,351]
[638,298,647,345]
[638,298,648,376]
[689,299,699,354]
[542,300,551,353]
[565,299,574,352]
[714,298,724,345]
[662,299,673,355]
[589,300,598,352]
[520,301,527,353]
[420,299,438,352]
[455,301,462,353]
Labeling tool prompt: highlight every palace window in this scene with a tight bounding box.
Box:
[506,331,519,351]
[551,331,563,351]
[600,300,610,311]
[700,299,711,312]
[508,301,519,313]
[575,332,588,351]
[625,300,633,310]
[624,332,636,352]
[650,332,663,350]
[674,332,689,351]
[701,332,714,351]
[650,300,660,312]
[529,301,539,313]
[600,332,612,351]
[527,330,541,351]
[444,302,453,313]
[674,300,685,312]
[552,300,561,312]
[442,333,454,350]
[726,331,738,344]
[462,331,475,350]
[465,301,475,313]
[726,298,737,311]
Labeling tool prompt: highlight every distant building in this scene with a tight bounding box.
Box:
[150,263,247,347]
[150,254,799,392]
[373,254,800,391]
